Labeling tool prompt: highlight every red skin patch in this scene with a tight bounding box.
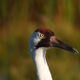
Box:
[36,28,54,35]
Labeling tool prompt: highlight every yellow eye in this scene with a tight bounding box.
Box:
[40,33,44,38]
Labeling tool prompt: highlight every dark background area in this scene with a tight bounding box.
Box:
[0,0,80,80]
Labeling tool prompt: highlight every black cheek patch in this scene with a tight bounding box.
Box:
[35,32,52,49]
[36,39,50,49]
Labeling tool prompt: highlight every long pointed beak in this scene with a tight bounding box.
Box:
[50,36,79,54]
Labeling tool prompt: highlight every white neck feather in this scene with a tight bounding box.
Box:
[30,48,53,80]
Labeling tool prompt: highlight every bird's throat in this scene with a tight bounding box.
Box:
[31,48,53,80]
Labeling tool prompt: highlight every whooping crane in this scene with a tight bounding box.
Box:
[29,28,78,80]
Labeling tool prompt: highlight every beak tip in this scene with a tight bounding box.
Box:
[73,48,79,54]
[75,52,79,54]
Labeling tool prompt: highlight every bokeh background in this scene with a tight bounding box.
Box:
[0,0,80,80]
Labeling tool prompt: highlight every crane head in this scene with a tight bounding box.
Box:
[29,28,78,54]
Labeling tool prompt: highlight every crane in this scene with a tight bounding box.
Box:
[29,28,78,80]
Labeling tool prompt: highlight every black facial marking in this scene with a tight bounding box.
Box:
[36,33,52,49]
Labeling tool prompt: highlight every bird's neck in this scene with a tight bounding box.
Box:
[30,48,53,80]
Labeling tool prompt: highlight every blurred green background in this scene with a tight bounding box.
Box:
[0,0,80,80]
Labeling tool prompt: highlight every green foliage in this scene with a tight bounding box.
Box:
[0,0,80,80]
